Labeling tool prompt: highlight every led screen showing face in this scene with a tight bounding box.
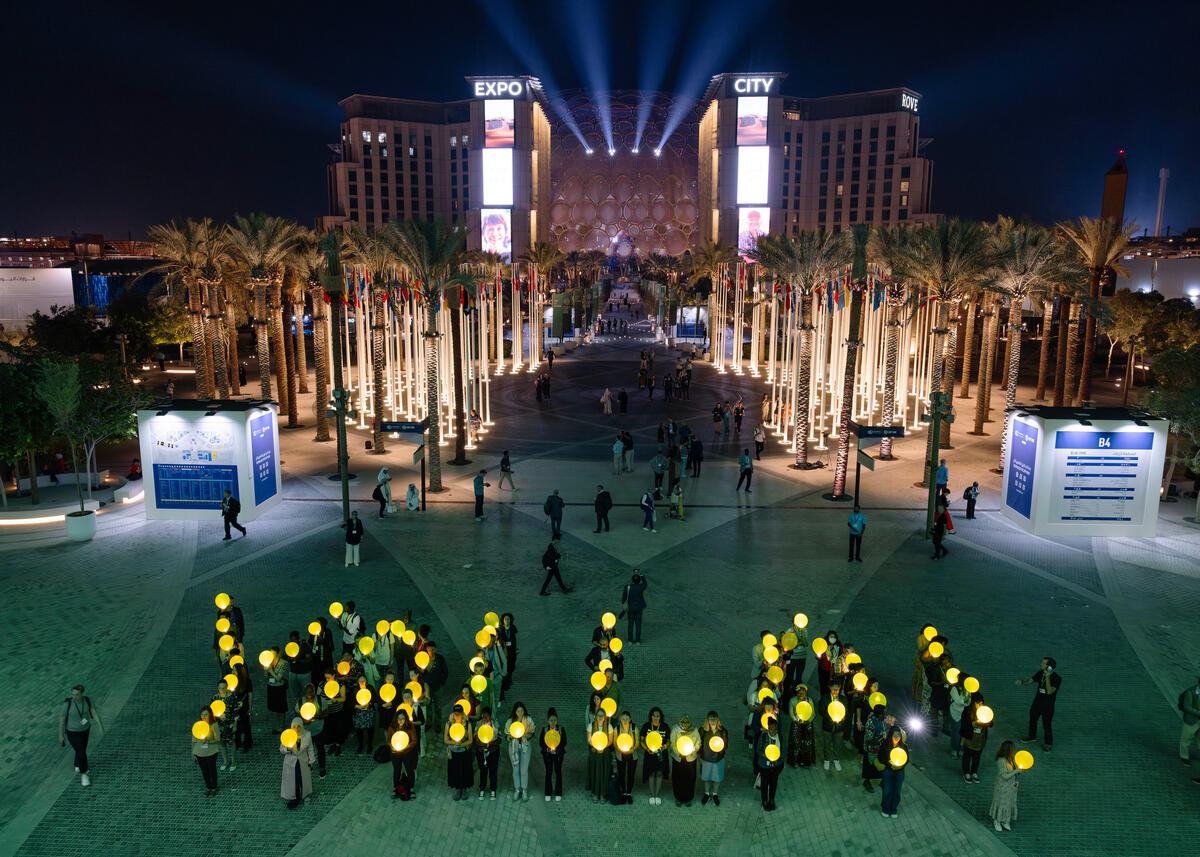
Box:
[484,99,515,147]
[482,148,514,207]
[737,97,768,146]
[480,209,512,261]
[736,146,769,205]
[738,207,769,255]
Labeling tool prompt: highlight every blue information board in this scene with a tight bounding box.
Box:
[1005,420,1038,519]
[249,412,278,506]
[153,464,238,510]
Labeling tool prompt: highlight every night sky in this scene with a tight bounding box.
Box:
[3,0,1197,239]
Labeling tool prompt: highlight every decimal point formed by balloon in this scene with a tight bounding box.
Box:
[1014,750,1034,770]
[675,736,695,757]
[964,676,981,694]
[192,721,210,741]
[284,642,300,658]
[590,731,609,751]
[544,729,561,749]
[708,735,725,753]
[764,743,780,762]
[827,700,847,723]
[590,671,606,691]
[209,699,226,719]
[616,733,634,754]
[391,730,410,751]
[376,619,390,636]
[812,637,828,656]
[449,723,466,743]
[601,612,617,630]
[324,680,340,699]
[644,731,663,753]
[214,593,230,610]
[358,637,375,655]
[976,705,994,725]
[300,702,318,721]
[329,602,344,619]
[477,723,495,744]
[280,728,298,750]
[890,747,908,768]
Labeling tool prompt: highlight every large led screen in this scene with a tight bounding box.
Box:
[484,99,515,148]
[736,146,769,205]
[481,209,513,261]
[737,97,768,146]
[738,207,769,254]
[481,148,514,206]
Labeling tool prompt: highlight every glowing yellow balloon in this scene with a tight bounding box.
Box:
[477,723,495,743]
[484,611,500,628]
[215,618,230,634]
[192,721,210,740]
[324,680,340,699]
[708,735,725,753]
[284,642,300,658]
[405,680,423,700]
[766,665,785,685]
[455,698,472,715]
[600,697,617,718]
[890,747,908,767]
[812,637,828,656]
[616,733,635,753]
[601,612,617,630]
[228,655,244,668]
[644,731,663,752]
[280,728,298,750]
[609,638,623,653]
[764,743,780,762]
[390,620,405,637]
[258,650,274,668]
[308,621,321,636]
[218,634,235,652]
[357,637,375,656]
[223,673,238,692]
[380,683,397,704]
[781,632,798,651]
[375,619,389,636]
[852,672,869,692]
[300,702,318,721]
[1014,750,1034,770]
[356,688,372,706]
[793,612,809,629]
[336,661,351,676]
[590,730,609,751]
[414,651,430,671]
[391,730,410,751]
[598,658,614,674]
[449,723,466,743]
[964,676,980,694]
[329,602,343,619]
[469,674,488,695]
[976,705,994,725]
[762,633,778,648]
[475,629,492,648]
[675,735,695,757]
[795,700,814,722]
[544,729,561,749]
[214,593,231,611]
[589,671,606,691]
[757,687,776,702]
[401,630,416,646]
[508,720,526,739]
[868,692,887,709]
[209,699,226,719]
[763,645,780,664]
[946,667,961,685]
[922,625,937,641]
[928,641,945,659]
[827,700,847,723]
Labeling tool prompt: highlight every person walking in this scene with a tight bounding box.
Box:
[699,711,728,806]
[539,542,573,595]
[1178,676,1200,770]
[990,740,1020,831]
[878,726,908,817]
[473,470,490,521]
[342,511,364,567]
[621,571,648,643]
[930,505,950,560]
[192,706,221,796]
[280,718,315,809]
[640,488,657,533]
[221,490,246,540]
[618,389,628,414]
[964,481,979,519]
[498,451,517,490]
[612,436,625,475]
[544,489,565,540]
[540,708,566,801]
[1017,657,1061,751]
[755,716,783,811]
[669,714,701,807]
[600,388,613,415]
[593,484,613,533]
[736,449,753,493]
[60,684,104,787]
[936,459,949,494]
[848,508,865,562]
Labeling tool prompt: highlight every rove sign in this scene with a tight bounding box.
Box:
[900,92,919,112]
[733,77,776,94]
[474,80,525,98]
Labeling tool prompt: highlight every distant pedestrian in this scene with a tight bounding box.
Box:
[60,684,104,788]
[1179,677,1200,770]
[221,490,246,540]
[936,459,949,494]
[612,436,625,475]
[593,484,612,533]
[1017,657,1061,751]
[544,489,565,540]
[342,510,363,567]
[621,571,648,643]
[753,424,766,459]
[964,482,979,519]
[618,389,629,413]
[539,542,572,595]
[474,470,490,521]
[736,449,753,493]
[639,489,657,533]
[848,508,865,562]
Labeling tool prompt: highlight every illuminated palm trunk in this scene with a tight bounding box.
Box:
[424,297,443,492]
[958,296,978,398]
[999,297,1024,471]
[1034,298,1053,401]
[268,276,293,423]
[794,296,812,467]
[310,285,331,442]
[204,279,229,399]
[831,284,864,497]
[879,292,902,459]
[187,277,214,399]
[371,289,388,454]
[252,278,272,400]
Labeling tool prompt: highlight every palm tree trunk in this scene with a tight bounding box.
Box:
[999,299,1024,471]
[794,296,812,468]
[187,278,214,398]
[225,282,241,396]
[1064,300,1082,407]
[252,279,272,400]
[449,297,468,465]
[922,301,950,484]
[1035,298,1054,401]
[294,299,310,394]
[879,300,901,460]
[973,298,999,434]
[832,285,864,498]
[371,289,387,453]
[958,296,978,398]
[425,299,443,492]
[269,277,294,425]
[1052,295,1071,406]
[310,286,331,442]
[1075,269,1102,405]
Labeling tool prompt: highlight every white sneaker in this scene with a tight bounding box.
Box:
[823,761,830,771]
[81,774,91,787]
[833,760,842,772]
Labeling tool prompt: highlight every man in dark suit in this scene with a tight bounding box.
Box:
[221,490,246,540]
[594,484,613,533]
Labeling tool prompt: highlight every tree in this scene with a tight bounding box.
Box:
[1146,345,1200,521]
[1056,217,1135,405]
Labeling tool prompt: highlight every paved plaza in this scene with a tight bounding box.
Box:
[2,322,1199,857]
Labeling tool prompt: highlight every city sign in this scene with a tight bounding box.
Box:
[474,80,525,98]
[733,77,777,94]
[900,92,919,112]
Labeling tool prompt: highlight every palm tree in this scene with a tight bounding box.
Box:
[147,219,218,398]
[391,218,476,492]
[295,238,332,442]
[831,225,872,498]
[227,214,305,403]
[867,227,912,460]
[1056,217,1135,405]
[898,221,992,477]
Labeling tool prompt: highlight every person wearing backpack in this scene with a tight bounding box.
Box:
[963,482,979,519]
[1178,677,1200,776]
[539,542,572,596]
[59,684,105,787]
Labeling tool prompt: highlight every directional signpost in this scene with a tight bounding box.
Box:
[847,421,904,510]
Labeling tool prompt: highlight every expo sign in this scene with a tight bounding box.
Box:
[900,92,919,112]
[474,80,525,98]
[733,76,776,94]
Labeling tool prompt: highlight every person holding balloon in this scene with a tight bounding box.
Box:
[669,714,701,807]
[877,725,908,817]
[641,707,670,805]
[387,707,418,800]
[279,717,315,810]
[473,706,502,800]
[191,707,221,796]
[699,711,728,805]
[540,708,566,801]
[755,716,783,810]
[504,702,536,801]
